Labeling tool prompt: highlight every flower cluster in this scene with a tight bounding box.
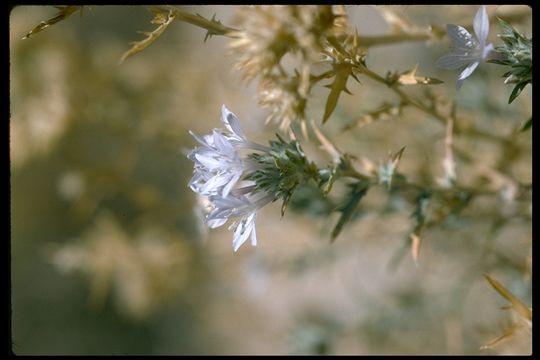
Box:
[187,105,275,251]
[188,105,320,252]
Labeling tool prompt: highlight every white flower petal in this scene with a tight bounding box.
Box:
[194,153,223,170]
[221,104,246,140]
[213,130,236,156]
[188,147,215,163]
[200,174,231,195]
[436,53,474,70]
[209,193,249,209]
[222,171,242,197]
[208,217,227,228]
[188,171,205,190]
[473,5,489,47]
[456,61,479,90]
[446,24,475,50]
[232,213,256,252]
[189,131,214,148]
[250,218,257,246]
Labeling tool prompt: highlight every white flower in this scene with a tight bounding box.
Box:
[437,5,494,90]
[188,129,244,197]
[207,186,274,252]
[188,105,274,251]
[187,105,266,197]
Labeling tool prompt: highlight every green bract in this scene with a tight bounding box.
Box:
[489,18,532,105]
[245,134,319,216]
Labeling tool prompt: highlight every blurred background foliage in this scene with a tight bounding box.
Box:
[10,5,531,355]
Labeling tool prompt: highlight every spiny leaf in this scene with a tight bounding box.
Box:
[22,6,80,40]
[390,146,406,166]
[322,64,352,124]
[508,81,528,104]
[203,13,223,42]
[484,274,532,322]
[119,9,176,64]
[497,17,515,37]
[331,182,368,242]
[378,146,406,189]
[519,117,532,132]
[397,64,443,85]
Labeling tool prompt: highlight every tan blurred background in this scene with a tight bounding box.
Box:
[10,5,531,355]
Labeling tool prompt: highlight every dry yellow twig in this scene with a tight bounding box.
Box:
[119,8,177,64]
[484,274,532,322]
[22,6,80,40]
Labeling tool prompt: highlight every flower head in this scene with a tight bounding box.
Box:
[437,5,495,90]
[188,105,275,251]
[188,105,320,252]
[187,105,263,197]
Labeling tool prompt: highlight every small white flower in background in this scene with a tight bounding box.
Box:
[188,105,274,252]
[437,5,495,90]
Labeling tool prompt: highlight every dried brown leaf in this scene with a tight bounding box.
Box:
[484,274,532,322]
[323,64,352,124]
[398,64,443,85]
[119,9,176,64]
[22,6,80,40]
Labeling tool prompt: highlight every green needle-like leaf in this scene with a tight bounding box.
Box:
[331,182,368,242]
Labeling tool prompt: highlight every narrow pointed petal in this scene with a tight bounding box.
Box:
[456,61,479,90]
[221,105,246,140]
[189,130,214,148]
[473,5,489,47]
[194,153,222,169]
[212,130,235,156]
[436,54,473,70]
[250,219,257,246]
[446,24,475,49]
[208,217,227,228]
[222,172,242,197]
[200,174,230,195]
[232,213,256,251]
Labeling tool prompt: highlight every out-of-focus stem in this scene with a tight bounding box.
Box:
[154,6,240,37]
[359,66,510,144]
[359,33,432,47]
